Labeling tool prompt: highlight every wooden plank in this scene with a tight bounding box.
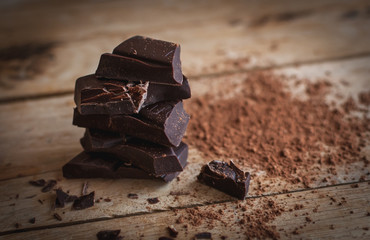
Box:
[1,0,370,101]
[1,181,369,239]
[0,57,368,233]
[0,56,368,181]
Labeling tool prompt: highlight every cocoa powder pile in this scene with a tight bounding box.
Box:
[185,71,369,186]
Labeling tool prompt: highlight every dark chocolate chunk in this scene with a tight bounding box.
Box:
[197,160,250,200]
[96,53,182,85]
[62,142,188,182]
[41,180,57,192]
[72,191,95,210]
[73,100,190,147]
[53,213,62,221]
[127,193,138,199]
[167,225,179,237]
[194,232,212,239]
[81,129,184,175]
[29,179,46,187]
[75,74,190,115]
[113,35,181,68]
[147,197,159,204]
[55,188,77,208]
[29,217,36,224]
[97,230,123,240]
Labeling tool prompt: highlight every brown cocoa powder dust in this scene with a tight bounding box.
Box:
[186,71,369,187]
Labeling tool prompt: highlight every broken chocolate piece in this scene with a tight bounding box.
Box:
[75,74,190,115]
[81,129,185,174]
[41,180,57,192]
[72,191,95,210]
[194,232,212,239]
[147,197,159,204]
[127,193,138,199]
[73,100,190,147]
[55,188,77,208]
[53,213,62,221]
[29,179,46,187]
[197,160,250,200]
[167,225,179,238]
[63,142,188,182]
[97,230,123,240]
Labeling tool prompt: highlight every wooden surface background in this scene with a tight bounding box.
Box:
[0,0,369,239]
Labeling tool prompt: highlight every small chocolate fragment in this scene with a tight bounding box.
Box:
[53,213,62,221]
[197,160,250,200]
[169,191,190,196]
[97,230,122,240]
[41,180,57,192]
[73,100,189,147]
[82,181,89,195]
[127,193,138,199]
[75,74,190,115]
[147,197,159,204]
[167,225,179,237]
[29,179,46,187]
[72,191,95,210]
[81,129,185,174]
[194,232,212,239]
[29,217,36,224]
[15,223,21,228]
[63,143,188,182]
[55,188,77,208]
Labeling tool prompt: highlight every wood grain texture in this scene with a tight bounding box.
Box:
[1,181,369,239]
[0,0,370,101]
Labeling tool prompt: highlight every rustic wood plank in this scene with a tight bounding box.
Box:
[1,181,369,239]
[0,0,370,101]
[0,56,368,233]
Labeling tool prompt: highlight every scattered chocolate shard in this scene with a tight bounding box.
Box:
[29,179,46,187]
[82,181,89,195]
[55,188,77,208]
[147,197,159,204]
[167,225,179,237]
[72,191,95,210]
[38,199,43,205]
[41,180,57,192]
[97,230,123,240]
[127,193,138,199]
[29,217,36,224]
[197,160,250,200]
[53,213,62,221]
[194,232,212,239]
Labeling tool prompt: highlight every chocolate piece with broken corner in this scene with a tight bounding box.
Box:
[55,188,77,208]
[95,53,182,85]
[72,191,95,210]
[73,100,190,147]
[197,160,250,200]
[74,75,191,115]
[62,142,188,182]
[81,129,184,175]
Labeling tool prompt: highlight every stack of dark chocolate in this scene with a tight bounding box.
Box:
[63,36,191,182]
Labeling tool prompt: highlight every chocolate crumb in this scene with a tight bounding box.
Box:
[25,194,37,199]
[29,179,46,187]
[351,184,359,188]
[29,217,36,224]
[15,223,21,228]
[38,199,43,205]
[167,225,178,237]
[147,197,159,204]
[329,225,335,229]
[73,191,95,210]
[42,180,57,192]
[104,198,111,202]
[127,193,138,199]
[53,213,62,221]
[15,194,19,199]
[305,217,312,222]
[169,191,190,196]
[97,230,122,240]
[194,232,212,239]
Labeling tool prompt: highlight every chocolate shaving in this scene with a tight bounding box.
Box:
[73,191,95,210]
[41,180,57,192]
[96,230,123,240]
[127,193,138,199]
[29,179,46,187]
[147,197,159,204]
[53,213,62,221]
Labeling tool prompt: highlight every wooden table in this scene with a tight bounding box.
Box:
[0,0,369,239]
